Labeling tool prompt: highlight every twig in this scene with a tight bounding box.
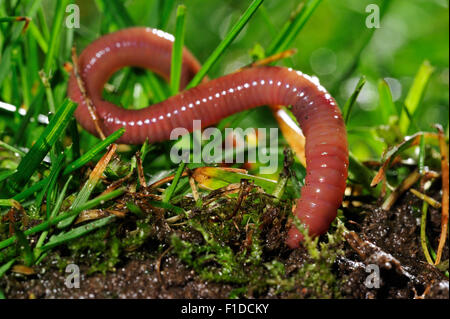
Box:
[434,124,449,265]
[71,46,106,140]
[135,151,147,188]
[188,172,200,202]
[156,246,173,288]
[410,188,442,209]
[238,49,297,71]
[420,201,434,265]
[382,169,421,210]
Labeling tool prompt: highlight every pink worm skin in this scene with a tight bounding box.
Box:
[68,27,348,249]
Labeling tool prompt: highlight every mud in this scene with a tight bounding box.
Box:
[1,187,448,299]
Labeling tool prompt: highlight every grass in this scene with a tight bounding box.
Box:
[186,0,264,89]
[0,0,448,298]
[169,5,186,95]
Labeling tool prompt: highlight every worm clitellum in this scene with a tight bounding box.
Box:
[68,27,349,248]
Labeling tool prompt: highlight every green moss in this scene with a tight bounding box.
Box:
[170,188,346,298]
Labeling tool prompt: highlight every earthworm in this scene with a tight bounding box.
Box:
[68,27,348,248]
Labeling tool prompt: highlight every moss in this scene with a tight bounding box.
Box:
[170,186,346,298]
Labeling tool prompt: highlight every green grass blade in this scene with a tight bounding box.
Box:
[43,0,69,75]
[33,151,65,213]
[58,144,117,229]
[399,60,434,134]
[163,161,186,203]
[0,0,41,87]
[170,5,186,95]
[14,86,46,145]
[145,73,169,103]
[342,76,366,124]
[0,198,18,207]
[98,0,169,103]
[40,216,116,252]
[418,134,426,174]
[13,224,34,266]
[0,258,16,278]
[348,152,376,191]
[6,99,77,193]
[0,188,125,251]
[35,176,73,250]
[158,0,176,30]
[28,21,48,53]
[0,140,26,157]
[63,127,125,175]
[148,200,185,215]
[267,0,322,55]
[0,170,16,184]
[258,4,277,38]
[378,79,397,123]
[105,0,134,27]
[186,0,264,89]
[9,128,124,202]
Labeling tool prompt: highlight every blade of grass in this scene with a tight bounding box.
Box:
[63,127,125,175]
[0,170,16,184]
[98,0,169,103]
[39,215,116,252]
[143,73,168,103]
[14,85,46,145]
[170,5,186,95]
[378,79,397,123]
[0,258,16,278]
[15,47,31,108]
[39,70,56,113]
[399,60,435,134]
[148,200,185,215]
[9,128,125,202]
[163,161,186,203]
[267,0,321,55]
[418,134,426,174]
[342,76,366,124]
[0,188,126,251]
[35,176,73,251]
[0,140,26,157]
[33,151,65,214]
[57,143,117,229]
[258,4,277,38]
[43,0,69,75]
[186,0,264,89]
[28,20,48,53]
[158,0,176,30]
[0,0,41,87]
[0,198,19,207]
[104,0,134,28]
[13,224,34,266]
[192,166,278,193]
[6,99,77,194]
[348,151,376,191]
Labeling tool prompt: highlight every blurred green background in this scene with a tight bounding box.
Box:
[1,0,449,162]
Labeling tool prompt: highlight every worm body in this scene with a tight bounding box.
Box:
[68,27,348,248]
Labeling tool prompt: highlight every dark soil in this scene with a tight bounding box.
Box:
[1,189,448,299]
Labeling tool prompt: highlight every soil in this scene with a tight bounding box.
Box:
[1,188,448,299]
